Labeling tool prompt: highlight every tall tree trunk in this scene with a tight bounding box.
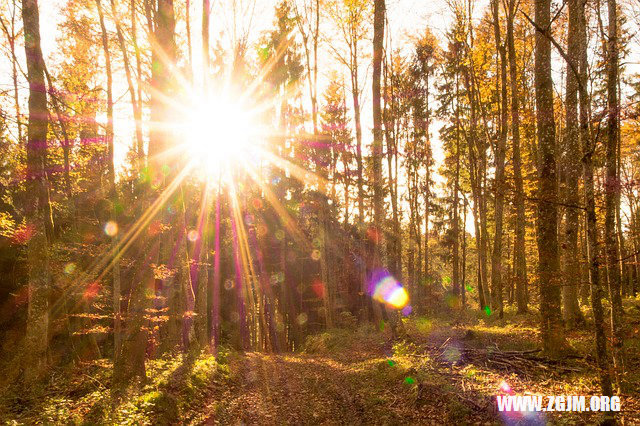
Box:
[424,71,431,288]
[372,0,385,255]
[132,0,145,165]
[464,20,491,309]
[97,0,122,364]
[22,0,54,382]
[116,0,177,385]
[386,54,401,278]
[562,0,585,328]
[350,52,364,224]
[605,0,625,388]
[580,2,614,394]
[534,0,566,355]
[490,0,508,319]
[0,4,22,145]
[110,0,143,157]
[185,0,192,77]
[202,0,210,85]
[462,197,467,307]
[506,0,528,314]
[452,74,461,299]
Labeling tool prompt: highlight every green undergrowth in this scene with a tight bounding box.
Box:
[303,322,385,355]
[0,347,232,425]
[2,299,639,424]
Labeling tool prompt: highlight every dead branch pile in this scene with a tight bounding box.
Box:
[412,338,583,377]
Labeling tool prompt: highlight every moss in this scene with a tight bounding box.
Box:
[190,356,218,388]
[140,390,179,425]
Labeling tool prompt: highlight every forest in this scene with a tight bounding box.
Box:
[0,0,639,424]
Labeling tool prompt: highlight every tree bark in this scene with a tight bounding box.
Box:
[22,0,54,382]
[562,0,585,328]
[97,0,122,364]
[452,73,461,299]
[372,0,385,254]
[604,0,625,388]
[490,0,508,319]
[506,0,528,314]
[534,0,566,355]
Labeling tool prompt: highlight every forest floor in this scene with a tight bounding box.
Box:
[2,297,640,425]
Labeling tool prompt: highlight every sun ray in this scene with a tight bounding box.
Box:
[49,162,195,320]
[243,165,311,252]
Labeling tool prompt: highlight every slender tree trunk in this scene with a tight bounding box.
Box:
[534,0,566,355]
[466,38,491,309]
[185,0,192,77]
[372,0,385,256]
[0,5,22,145]
[462,197,467,307]
[132,0,145,164]
[116,0,177,385]
[386,55,401,277]
[97,0,123,363]
[506,0,528,314]
[424,72,431,288]
[490,0,508,319]
[202,0,210,85]
[581,84,614,400]
[210,188,221,352]
[22,0,54,382]
[605,0,625,388]
[452,74,461,299]
[110,0,143,157]
[562,0,585,328]
[350,53,364,224]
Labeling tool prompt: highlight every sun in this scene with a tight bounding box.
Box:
[181,94,258,178]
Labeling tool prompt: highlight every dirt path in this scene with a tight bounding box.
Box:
[192,337,500,425]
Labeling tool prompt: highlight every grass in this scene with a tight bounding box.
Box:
[0,348,231,425]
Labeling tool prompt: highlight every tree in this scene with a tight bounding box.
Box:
[562,0,585,328]
[325,0,370,224]
[0,0,22,146]
[114,0,179,385]
[411,30,437,290]
[372,0,385,260]
[505,0,528,314]
[96,0,122,363]
[21,0,54,381]
[490,0,508,319]
[604,0,625,388]
[534,0,566,355]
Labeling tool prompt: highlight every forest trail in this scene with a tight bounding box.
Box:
[193,331,500,425]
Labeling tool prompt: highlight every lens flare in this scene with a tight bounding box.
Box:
[296,312,308,325]
[311,249,321,261]
[499,380,512,393]
[369,270,409,309]
[104,221,118,237]
[187,229,199,242]
[64,262,77,275]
